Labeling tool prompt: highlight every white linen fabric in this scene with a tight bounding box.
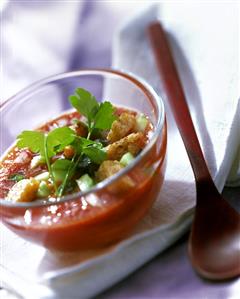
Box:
[1,3,239,299]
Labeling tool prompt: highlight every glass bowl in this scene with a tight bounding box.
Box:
[0,69,167,251]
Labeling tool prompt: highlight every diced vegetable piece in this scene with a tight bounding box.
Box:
[14,150,32,164]
[9,173,25,182]
[63,145,75,159]
[120,152,135,166]
[30,155,45,169]
[34,171,50,181]
[70,120,88,137]
[6,178,39,202]
[136,114,148,132]
[37,181,50,198]
[76,174,94,191]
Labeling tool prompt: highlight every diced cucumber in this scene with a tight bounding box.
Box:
[136,114,148,132]
[102,146,108,152]
[9,173,25,182]
[37,181,50,198]
[34,171,50,181]
[120,152,135,166]
[30,155,45,169]
[76,174,94,192]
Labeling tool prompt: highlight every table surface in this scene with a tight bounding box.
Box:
[1,1,239,298]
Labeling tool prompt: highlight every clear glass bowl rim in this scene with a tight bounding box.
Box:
[0,68,165,208]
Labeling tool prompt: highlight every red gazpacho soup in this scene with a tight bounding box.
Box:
[0,88,167,251]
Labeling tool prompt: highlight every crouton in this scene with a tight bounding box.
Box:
[6,178,39,202]
[95,160,134,193]
[107,132,146,160]
[96,160,124,182]
[107,112,136,143]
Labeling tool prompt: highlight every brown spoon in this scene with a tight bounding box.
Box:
[147,22,240,280]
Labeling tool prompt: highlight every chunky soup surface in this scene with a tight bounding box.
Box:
[0,88,152,203]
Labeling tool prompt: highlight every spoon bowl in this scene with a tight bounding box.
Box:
[147,22,240,280]
[190,179,240,279]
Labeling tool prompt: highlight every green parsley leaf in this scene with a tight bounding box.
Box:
[69,88,98,122]
[9,173,25,182]
[52,159,75,196]
[94,102,117,130]
[71,137,106,164]
[51,159,72,182]
[69,88,117,138]
[57,136,106,196]
[17,131,45,157]
[51,159,72,172]
[78,137,97,147]
[16,88,116,198]
[71,137,95,155]
[17,127,77,194]
[47,127,75,157]
[82,145,107,164]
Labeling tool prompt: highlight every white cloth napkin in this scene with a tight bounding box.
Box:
[1,3,239,299]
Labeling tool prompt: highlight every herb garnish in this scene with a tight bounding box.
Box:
[69,88,117,139]
[9,173,25,182]
[16,88,116,197]
[17,127,76,192]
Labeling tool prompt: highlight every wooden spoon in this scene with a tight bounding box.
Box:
[147,22,240,280]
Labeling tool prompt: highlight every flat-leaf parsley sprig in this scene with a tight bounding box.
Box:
[69,88,117,139]
[16,88,117,197]
[17,127,76,192]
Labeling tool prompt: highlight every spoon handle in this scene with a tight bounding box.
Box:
[147,22,211,183]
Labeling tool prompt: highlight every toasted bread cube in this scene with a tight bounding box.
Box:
[107,132,146,160]
[95,160,134,193]
[6,178,39,202]
[107,112,136,143]
[96,160,124,182]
